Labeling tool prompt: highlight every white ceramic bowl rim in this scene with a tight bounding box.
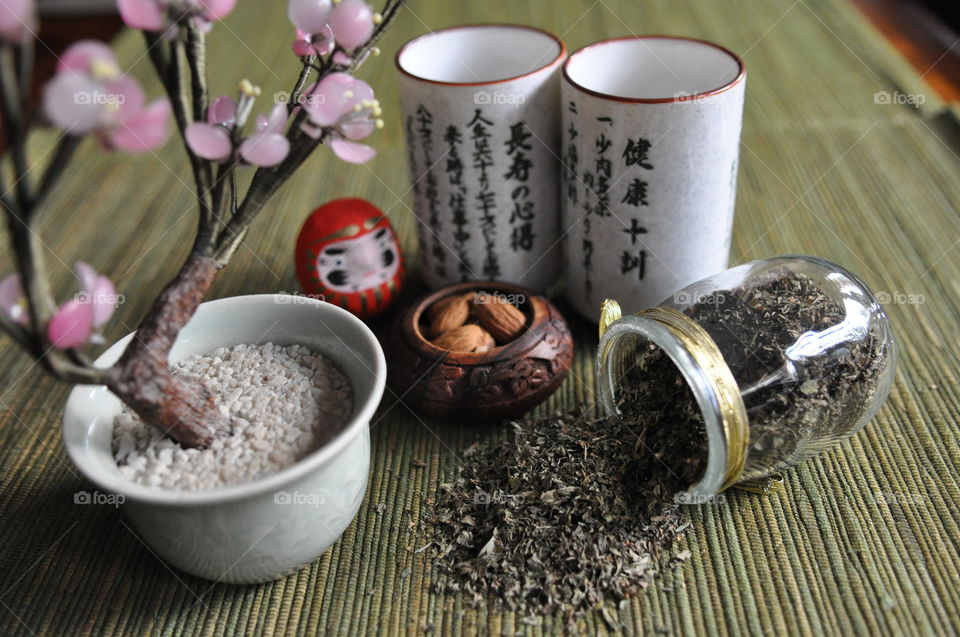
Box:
[61,294,386,506]
[395,23,567,86]
[563,35,746,103]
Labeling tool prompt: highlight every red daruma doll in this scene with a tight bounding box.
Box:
[295,198,405,320]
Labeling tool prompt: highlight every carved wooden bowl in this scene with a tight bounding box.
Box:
[386,281,574,422]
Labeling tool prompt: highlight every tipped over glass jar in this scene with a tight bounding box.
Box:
[597,255,896,501]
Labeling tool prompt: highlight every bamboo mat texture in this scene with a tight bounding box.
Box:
[1,0,959,635]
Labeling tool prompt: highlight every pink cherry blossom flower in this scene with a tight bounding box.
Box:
[302,73,365,126]
[118,0,236,35]
[42,40,171,152]
[239,105,291,167]
[47,262,118,349]
[185,94,236,161]
[74,261,117,328]
[0,0,36,44]
[0,274,29,324]
[302,72,381,163]
[104,98,172,152]
[288,0,375,61]
[292,26,334,57]
[187,92,290,167]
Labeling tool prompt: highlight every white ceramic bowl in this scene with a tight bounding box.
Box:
[62,294,386,583]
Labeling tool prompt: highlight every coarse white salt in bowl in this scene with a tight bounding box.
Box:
[112,342,353,491]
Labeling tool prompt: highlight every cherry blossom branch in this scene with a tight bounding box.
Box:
[34,136,81,213]
[2,213,106,384]
[213,0,403,263]
[184,25,208,122]
[144,31,213,242]
[0,45,30,211]
[1,0,405,447]
[289,54,317,115]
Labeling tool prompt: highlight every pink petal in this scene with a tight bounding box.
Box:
[292,39,313,57]
[309,24,335,56]
[107,98,171,152]
[302,88,341,127]
[240,133,290,167]
[287,0,332,34]
[262,104,288,133]
[47,300,94,349]
[0,0,35,43]
[299,121,322,139]
[332,50,352,66]
[0,273,28,324]
[328,0,373,51]
[73,261,116,327]
[303,72,365,126]
[185,121,232,160]
[43,72,107,134]
[208,94,237,125]
[345,76,374,104]
[340,120,374,140]
[89,276,117,327]
[199,0,235,20]
[118,0,166,31]
[58,40,117,74]
[73,261,99,293]
[330,139,375,163]
[103,75,146,122]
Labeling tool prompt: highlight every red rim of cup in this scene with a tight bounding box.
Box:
[395,23,568,87]
[562,35,746,104]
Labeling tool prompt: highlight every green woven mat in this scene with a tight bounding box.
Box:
[2,0,959,634]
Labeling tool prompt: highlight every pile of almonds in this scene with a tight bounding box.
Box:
[425,292,527,353]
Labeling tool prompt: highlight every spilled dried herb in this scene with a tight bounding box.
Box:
[425,412,693,623]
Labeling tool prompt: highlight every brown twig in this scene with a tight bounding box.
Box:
[289,54,317,115]
[144,32,214,247]
[0,45,30,212]
[33,136,81,214]
[107,253,225,447]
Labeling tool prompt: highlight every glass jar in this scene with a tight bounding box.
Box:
[596,255,896,500]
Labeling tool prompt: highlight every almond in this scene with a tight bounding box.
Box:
[474,328,496,353]
[473,298,526,343]
[432,324,495,353]
[427,293,471,336]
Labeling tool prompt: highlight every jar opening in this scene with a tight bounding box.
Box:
[597,315,735,501]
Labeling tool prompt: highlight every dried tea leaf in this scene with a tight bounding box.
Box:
[425,412,693,621]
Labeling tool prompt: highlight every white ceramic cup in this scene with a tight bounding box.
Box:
[62,295,386,583]
[396,24,567,292]
[561,36,746,321]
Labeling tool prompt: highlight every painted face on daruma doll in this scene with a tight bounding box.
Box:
[317,227,399,293]
[295,198,404,319]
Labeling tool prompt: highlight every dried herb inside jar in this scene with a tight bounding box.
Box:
[618,345,709,494]
[615,267,889,485]
[685,269,887,479]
